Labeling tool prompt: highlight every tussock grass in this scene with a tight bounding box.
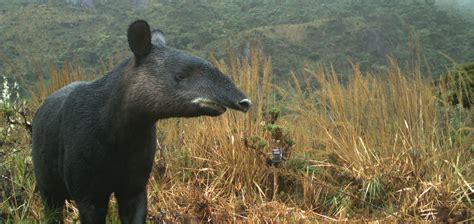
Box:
[0,49,472,222]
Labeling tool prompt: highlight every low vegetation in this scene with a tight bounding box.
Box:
[436,61,474,109]
[0,49,472,222]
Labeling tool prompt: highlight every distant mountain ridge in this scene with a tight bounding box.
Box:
[0,0,473,87]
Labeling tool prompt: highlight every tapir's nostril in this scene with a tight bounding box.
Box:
[237,99,252,112]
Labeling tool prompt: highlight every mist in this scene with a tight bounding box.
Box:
[437,0,474,16]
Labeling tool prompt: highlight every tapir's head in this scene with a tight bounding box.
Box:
[125,20,251,119]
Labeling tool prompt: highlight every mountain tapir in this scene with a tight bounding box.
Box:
[32,20,251,223]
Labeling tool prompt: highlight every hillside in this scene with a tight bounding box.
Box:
[206,1,474,77]
[0,0,473,88]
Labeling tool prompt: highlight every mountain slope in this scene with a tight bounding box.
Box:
[0,1,473,85]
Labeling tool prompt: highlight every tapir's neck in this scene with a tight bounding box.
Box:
[94,58,158,134]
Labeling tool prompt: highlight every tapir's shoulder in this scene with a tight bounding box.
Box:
[35,81,90,119]
[49,81,89,100]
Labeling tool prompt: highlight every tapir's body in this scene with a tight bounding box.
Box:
[33,60,156,223]
[32,21,251,223]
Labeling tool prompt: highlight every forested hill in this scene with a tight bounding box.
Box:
[0,0,473,85]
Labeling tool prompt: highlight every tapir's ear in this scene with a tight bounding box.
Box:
[151,29,166,46]
[127,20,152,58]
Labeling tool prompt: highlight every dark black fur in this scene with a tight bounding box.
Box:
[32,20,251,224]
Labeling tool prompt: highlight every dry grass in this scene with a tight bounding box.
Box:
[0,49,472,223]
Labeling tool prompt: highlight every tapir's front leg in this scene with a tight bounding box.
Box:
[116,190,147,224]
[76,194,110,224]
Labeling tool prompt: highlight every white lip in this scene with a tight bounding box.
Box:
[191,97,211,104]
[192,98,226,110]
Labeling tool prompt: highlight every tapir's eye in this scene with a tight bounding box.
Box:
[176,65,204,81]
[175,72,190,81]
[175,69,193,81]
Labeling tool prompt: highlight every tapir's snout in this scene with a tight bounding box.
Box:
[220,97,252,113]
[235,98,252,112]
[204,72,252,114]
